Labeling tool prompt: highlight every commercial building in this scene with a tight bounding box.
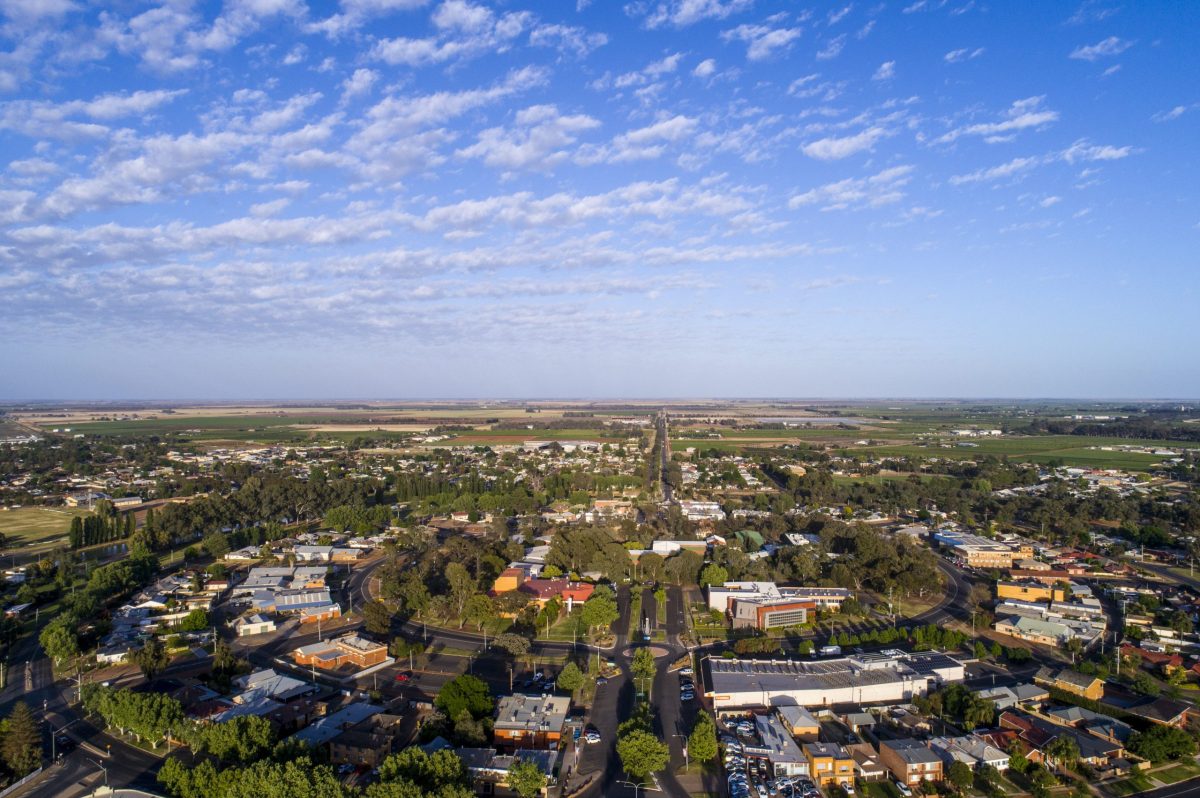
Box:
[996,581,1067,603]
[933,531,1032,569]
[731,598,816,630]
[234,613,276,637]
[292,634,389,672]
[707,582,852,614]
[704,651,965,710]
[775,705,821,741]
[747,713,809,776]
[328,713,406,767]
[493,694,570,750]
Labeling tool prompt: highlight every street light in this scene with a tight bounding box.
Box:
[672,733,689,772]
[90,758,109,788]
[620,780,653,798]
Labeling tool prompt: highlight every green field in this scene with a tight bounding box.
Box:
[856,435,1198,471]
[0,506,90,545]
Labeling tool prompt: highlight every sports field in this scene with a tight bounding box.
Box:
[0,506,90,545]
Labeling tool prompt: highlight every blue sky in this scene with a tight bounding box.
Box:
[1,0,1197,399]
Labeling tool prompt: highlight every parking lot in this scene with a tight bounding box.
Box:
[721,721,824,798]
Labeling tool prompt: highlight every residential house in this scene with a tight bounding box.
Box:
[1034,667,1104,701]
[879,739,943,786]
[846,743,887,782]
[776,705,821,741]
[328,713,406,767]
[802,743,855,787]
[292,634,389,672]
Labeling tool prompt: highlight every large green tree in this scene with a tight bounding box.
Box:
[2,702,41,776]
[506,758,547,798]
[435,674,493,719]
[130,636,170,681]
[617,729,670,780]
[687,711,718,764]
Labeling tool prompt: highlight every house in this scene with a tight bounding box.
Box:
[1124,697,1191,728]
[929,736,1008,771]
[235,614,277,637]
[999,710,1124,767]
[1120,644,1183,675]
[518,579,595,610]
[292,702,382,748]
[493,694,570,750]
[776,705,821,741]
[802,743,855,787]
[492,568,526,594]
[879,739,943,786]
[846,743,887,782]
[1034,667,1104,701]
[842,711,877,734]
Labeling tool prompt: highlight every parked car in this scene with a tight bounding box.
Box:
[596,676,608,686]
[394,672,410,682]
[680,666,694,676]
[584,731,602,744]
[894,781,912,797]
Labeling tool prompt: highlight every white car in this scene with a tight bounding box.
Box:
[894,781,912,797]
[584,732,601,744]
[840,782,855,796]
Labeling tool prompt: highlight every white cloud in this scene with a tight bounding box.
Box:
[1069,35,1133,61]
[944,47,984,63]
[576,115,697,164]
[872,60,894,81]
[789,165,914,210]
[722,23,803,61]
[1040,196,1061,207]
[1152,105,1190,123]
[340,68,378,103]
[371,1,532,66]
[936,96,1058,144]
[692,58,717,78]
[1059,139,1132,163]
[308,0,430,37]
[641,0,754,29]
[528,23,608,57]
[801,126,886,160]
[816,34,846,60]
[828,5,853,25]
[948,156,1038,185]
[457,104,600,170]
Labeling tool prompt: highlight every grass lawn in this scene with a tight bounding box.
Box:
[0,506,90,545]
[861,783,902,798]
[1104,774,1154,797]
[1153,763,1200,784]
[539,610,587,643]
[627,590,644,640]
[858,435,1199,471]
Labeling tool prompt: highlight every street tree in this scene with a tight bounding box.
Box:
[435,674,493,719]
[363,600,393,635]
[2,702,41,776]
[493,633,531,659]
[557,662,585,693]
[687,711,718,764]
[617,729,670,780]
[947,761,974,794]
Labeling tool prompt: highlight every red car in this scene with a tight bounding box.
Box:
[394,672,411,682]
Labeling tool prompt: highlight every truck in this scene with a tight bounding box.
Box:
[818,645,842,657]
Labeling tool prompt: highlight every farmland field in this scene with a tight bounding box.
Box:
[0,506,90,545]
[855,435,1199,471]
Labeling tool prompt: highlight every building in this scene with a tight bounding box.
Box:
[234,613,276,637]
[1033,667,1104,701]
[704,651,965,710]
[802,742,855,787]
[292,634,389,672]
[707,582,852,614]
[328,713,405,767]
[750,713,809,776]
[493,694,570,750]
[775,705,821,741]
[731,598,816,630]
[996,581,1067,603]
[846,743,887,782]
[457,748,558,798]
[879,739,943,786]
[929,736,1008,771]
[291,702,382,748]
[933,530,1031,569]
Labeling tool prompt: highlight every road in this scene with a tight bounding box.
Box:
[658,412,673,505]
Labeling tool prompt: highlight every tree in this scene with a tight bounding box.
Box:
[1045,735,1080,772]
[580,589,619,635]
[632,648,656,682]
[2,702,41,775]
[191,715,276,764]
[435,674,493,719]
[177,608,209,632]
[130,636,170,681]
[947,761,974,794]
[506,758,547,798]
[39,616,79,664]
[557,662,585,693]
[465,594,494,631]
[617,729,670,780]
[363,600,393,635]
[1129,725,1197,763]
[493,633,531,659]
[698,563,728,588]
[687,711,718,764]
[202,531,230,559]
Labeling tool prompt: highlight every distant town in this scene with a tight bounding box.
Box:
[0,400,1198,798]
